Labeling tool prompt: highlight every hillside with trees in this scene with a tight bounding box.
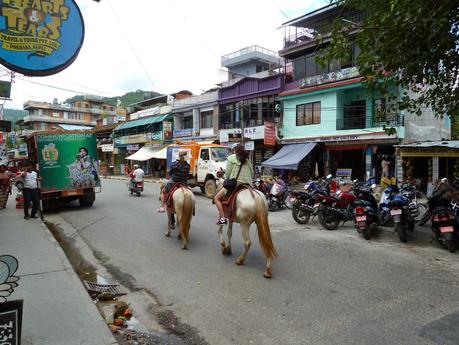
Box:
[64,90,162,107]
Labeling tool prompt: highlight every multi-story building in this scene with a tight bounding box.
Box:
[265,4,398,181]
[172,90,219,142]
[20,96,118,132]
[217,45,284,173]
[114,91,191,175]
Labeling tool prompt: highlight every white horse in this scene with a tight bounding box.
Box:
[216,184,278,278]
[162,184,196,250]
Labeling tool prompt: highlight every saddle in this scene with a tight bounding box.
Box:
[221,184,254,222]
[165,182,189,213]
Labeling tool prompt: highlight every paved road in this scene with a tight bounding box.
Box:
[46,179,459,345]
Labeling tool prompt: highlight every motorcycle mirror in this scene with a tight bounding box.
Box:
[326,174,332,179]
[441,177,448,183]
[371,184,376,189]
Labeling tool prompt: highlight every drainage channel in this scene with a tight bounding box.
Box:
[45,220,206,345]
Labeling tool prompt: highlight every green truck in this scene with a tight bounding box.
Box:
[26,131,100,209]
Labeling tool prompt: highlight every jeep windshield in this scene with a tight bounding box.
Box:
[211,147,230,162]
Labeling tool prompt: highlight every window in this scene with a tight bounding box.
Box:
[296,102,321,126]
[183,116,193,129]
[293,56,306,80]
[68,113,82,120]
[200,111,213,128]
[200,148,209,161]
[256,65,262,73]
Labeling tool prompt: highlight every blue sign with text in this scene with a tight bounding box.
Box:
[0,0,85,76]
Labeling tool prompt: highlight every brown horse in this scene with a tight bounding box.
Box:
[163,185,195,250]
[217,187,278,278]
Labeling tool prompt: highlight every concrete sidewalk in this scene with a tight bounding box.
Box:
[0,198,118,345]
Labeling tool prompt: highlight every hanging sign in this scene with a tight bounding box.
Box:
[264,121,276,145]
[0,0,85,76]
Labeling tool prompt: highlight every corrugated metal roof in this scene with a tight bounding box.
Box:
[114,114,172,131]
[397,141,459,149]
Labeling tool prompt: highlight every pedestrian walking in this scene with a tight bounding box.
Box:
[21,165,40,219]
[0,164,12,209]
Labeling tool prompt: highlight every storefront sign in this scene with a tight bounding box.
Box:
[299,67,360,88]
[115,132,162,145]
[36,133,100,191]
[0,0,85,76]
[244,141,255,151]
[150,131,163,141]
[281,132,397,145]
[127,144,139,151]
[163,121,172,140]
[400,147,459,157]
[174,129,193,138]
[219,126,265,142]
[264,121,276,146]
[99,144,114,152]
[0,300,23,345]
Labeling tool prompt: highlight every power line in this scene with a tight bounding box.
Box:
[107,0,156,90]
[15,77,111,96]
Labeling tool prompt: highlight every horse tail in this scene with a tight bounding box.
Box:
[255,194,278,260]
[180,189,193,241]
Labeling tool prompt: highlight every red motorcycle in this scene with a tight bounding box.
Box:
[317,183,357,230]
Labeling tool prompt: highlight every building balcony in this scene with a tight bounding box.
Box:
[221,45,282,69]
[172,91,218,111]
[23,101,117,116]
[336,113,404,130]
[22,115,96,126]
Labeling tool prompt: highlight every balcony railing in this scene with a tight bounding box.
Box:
[336,113,404,130]
[221,45,279,62]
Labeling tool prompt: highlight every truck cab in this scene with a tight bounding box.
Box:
[166,143,230,198]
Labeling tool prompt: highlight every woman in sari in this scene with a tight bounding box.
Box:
[0,164,12,209]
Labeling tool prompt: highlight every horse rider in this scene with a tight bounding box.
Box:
[157,150,190,213]
[214,144,254,225]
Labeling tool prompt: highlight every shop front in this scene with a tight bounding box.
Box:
[397,141,459,193]
[219,121,278,175]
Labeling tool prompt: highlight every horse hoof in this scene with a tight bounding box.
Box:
[165,232,171,237]
[225,247,232,256]
[178,234,182,240]
[181,245,188,250]
[263,269,273,279]
[236,258,243,265]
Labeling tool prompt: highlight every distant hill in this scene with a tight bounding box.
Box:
[3,109,27,129]
[65,90,162,107]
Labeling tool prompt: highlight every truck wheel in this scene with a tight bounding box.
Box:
[79,191,95,207]
[204,179,217,198]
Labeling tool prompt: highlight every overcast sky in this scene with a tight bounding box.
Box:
[4,0,326,110]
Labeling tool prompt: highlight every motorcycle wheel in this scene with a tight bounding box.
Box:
[318,208,340,230]
[418,209,431,226]
[268,198,278,212]
[380,210,391,226]
[446,239,456,253]
[284,193,294,209]
[362,224,372,240]
[396,223,407,243]
[292,205,311,224]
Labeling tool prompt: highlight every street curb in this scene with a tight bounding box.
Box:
[38,217,119,345]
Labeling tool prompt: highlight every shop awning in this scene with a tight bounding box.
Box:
[261,143,316,170]
[150,146,168,159]
[126,145,163,161]
[115,114,173,131]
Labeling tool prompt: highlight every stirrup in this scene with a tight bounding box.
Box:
[216,218,228,225]
[157,207,165,213]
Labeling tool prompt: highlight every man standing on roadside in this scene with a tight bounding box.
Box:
[21,165,40,219]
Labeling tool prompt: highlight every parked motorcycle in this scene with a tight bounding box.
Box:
[291,177,332,224]
[267,177,293,211]
[254,178,269,197]
[353,182,379,240]
[379,184,400,226]
[317,182,356,230]
[129,180,144,197]
[389,190,419,242]
[427,183,458,252]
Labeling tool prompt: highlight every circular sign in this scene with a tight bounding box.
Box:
[0,0,85,76]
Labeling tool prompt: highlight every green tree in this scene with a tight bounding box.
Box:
[317,1,458,126]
